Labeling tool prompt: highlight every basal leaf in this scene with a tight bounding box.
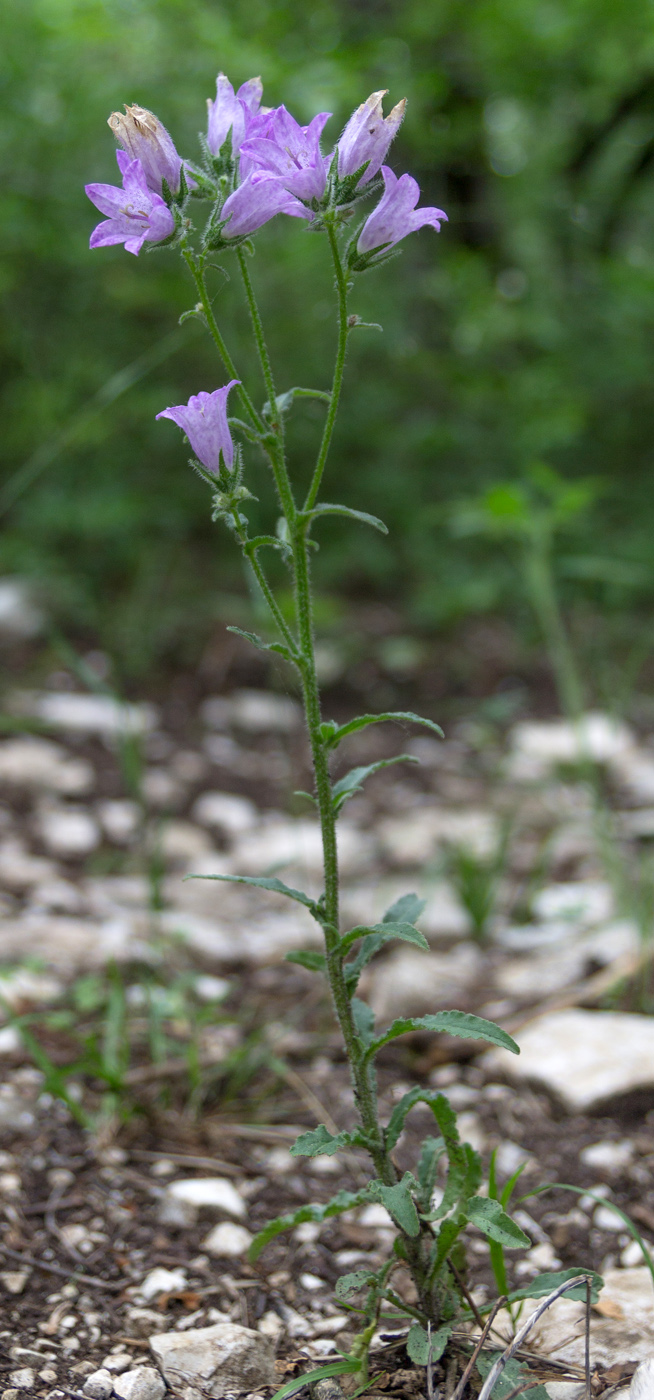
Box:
[270,1359,360,1400]
[475,1354,549,1400]
[364,1011,519,1064]
[465,1196,530,1248]
[335,1269,378,1298]
[416,1138,446,1213]
[340,922,429,955]
[406,1323,451,1366]
[506,1268,603,1304]
[368,1177,420,1237]
[249,1189,368,1261]
[323,712,444,750]
[382,893,427,925]
[184,872,320,916]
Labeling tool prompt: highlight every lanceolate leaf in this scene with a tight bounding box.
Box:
[321,711,444,750]
[465,1196,530,1248]
[368,1177,420,1237]
[284,949,326,972]
[225,625,294,662]
[306,503,388,534]
[351,996,376,1047]
[385,1088,455,1153]
[270,1359,360,1400]
[476,1355,549,1400]
[382,893,426,925]
[249,1189,369,1262]
[335,1270,378,1298]
[184,872,321,916]
[340,922,429,955]
[290,1124,366,1157]
[332,756,418,812]
[406,1323,452,1366]
[363,1011,519,1064]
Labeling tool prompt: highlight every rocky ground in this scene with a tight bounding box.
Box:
[3,628,654,1400]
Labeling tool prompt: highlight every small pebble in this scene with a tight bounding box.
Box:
[113,1366,166,1400]
[203,1221,253,1257]
[82,1371,114,1400]
[8,1372,35,1392]
[101,1353,133,1374]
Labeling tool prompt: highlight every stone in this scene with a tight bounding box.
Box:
[160,1177,246,1225]
[37,805,101,857]
[0,737,92,794]
[0,577,43,637]
[31,877,85,913]
[98,799,140,844]
[531,880,614,926]
[203,1222,253,1257]
[141,767,183,809]
[0,1029,22,1056]
[124,1308,169,1338]
[580,1139,634,1173]
[82,1372,114,1399]
[230,816,372,878]
[194,974,230,1002]
[231,688,301,733]
[0,967,62,1011]
[483,1009,654,1111]
[101,1354,133,1374]
[0,839,58,890]
[113,1367,166,1400]
[139,1266,188,1301]
[611,749,654,804]
[149,1321,276,1398]
[507,714,633,779]
[378,807,499,867]
[367,943,484,1021]
[0,1271,29,1294]
[20,691,157,737]
[159,821,214,868]
[192,791,258,836]
[630,1361,654,1400]
[8,1373,34,1392]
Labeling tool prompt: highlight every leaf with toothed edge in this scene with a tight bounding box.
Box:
[406,1323,452,1366]
[332,755,418,812]
[225,626,293,662]
[305,503,388,534]
[340,921,429,955]
[290,1124,368,1157]
[183,872,321,917]
[319,711,443,749]
[249,1189,369,1261]
[363,1011,519,1064]
[283,949,325,972]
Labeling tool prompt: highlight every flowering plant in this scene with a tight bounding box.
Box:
[83,73,571,1382]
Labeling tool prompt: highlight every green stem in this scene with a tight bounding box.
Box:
[238,535,298,656]
[182,248,263,433]
[236,247,297,525]
[303,222,349,511]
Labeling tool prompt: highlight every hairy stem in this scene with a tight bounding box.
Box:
[303,222,350,511]
[236,247,297,525]
[182,248,262,432]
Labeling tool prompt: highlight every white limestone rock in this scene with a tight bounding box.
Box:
[231,688,301,733]
[82,1372,114,1400]
[37,805,101,857]
[580,1139,634,1174]
[20,691,157,737]
[507,713,633,779]
[159,1177,246,1227]
[149,1321,276,1398]
[0,838,58,890]
[0,578,43,637]
[531,880,614,926]
[0,737,92,794]
[159,820,214,868]
[483,1008,654,1111]
[501,1268,654,1366]
[630,1359,654,1400]
[367,943,484,1021]
[378,806,499,867]
[138,1266,187,1300]
[98,799,140,844]
[192,790,258,836]
[113,1367,166,1400]
[230,815,372,878]
[203,1221,253,1257]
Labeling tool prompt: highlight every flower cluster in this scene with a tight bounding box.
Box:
[85,75,447,260]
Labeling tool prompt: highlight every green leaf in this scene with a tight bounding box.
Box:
[386,1088,454,1154]
[383,893,427,925]
[262,386,331,420]
[225,626,293,662]
[416,1138,446,1213]
[332,756,418,812]
[343,923,429,994]
[340,922,429,956]
[505,1268,603,1305]
[364,1011,519,1064]
[406,1323,451,1366]
[368,1177,420,1237]
[184,872,320,916]
[269,1359,361,1400]
[335,1270,378,1299]
[475,1355,549,1400]
[249,1189,369,1262]
[426,1216,464,1286]
[322,712,444,750]
[290,1124,364,1157]
[351,996,375,1047]
[465,1196,530,1248]
[306,503,388,534]
[283,949,326,972]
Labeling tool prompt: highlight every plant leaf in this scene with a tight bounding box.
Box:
[505,1268,603,1304]
[225,625,293,662]
[249,1189,369,1261]
[465,1196,530,1248]
[386,1088,454,1154]
[184,872,320,916]
[364,1011,519,1064]
[323,711,444,750]
[262,386,331,420]
[416,1138,447,1213]
[382,893,427,925]
[368,1177,420,1237]
[332,756,418,812]
[351,996,376,1047]
[335,1270,378,1298]
[269,1359,360,1400]
[406,1323,451,1366]
[306,503,388,534]
[290,1124,365,1157]
[475,1354,549,1400]
[340,922,429,956]
[284,949,326,972]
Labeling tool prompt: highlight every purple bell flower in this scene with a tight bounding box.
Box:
[220,173,310,239]
[108,105,183,195]
[337,91,406,187]
[85,151,176,256]
[357,165,447,258]
[207,74,264,157]
[240,107,331,203]
[156,382,240,474]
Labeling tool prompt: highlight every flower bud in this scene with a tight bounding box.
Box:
[337,90,406,188]
[108,105,182,196]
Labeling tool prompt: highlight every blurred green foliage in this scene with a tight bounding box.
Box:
[3,0,654,673]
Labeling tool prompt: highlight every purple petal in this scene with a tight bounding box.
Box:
[156,382,240,473]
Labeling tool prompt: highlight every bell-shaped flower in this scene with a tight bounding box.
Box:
[240,107,331,203]
[108,105,183,195]
[356,165,447,259]
[156,381,240,474]
[207,73,264,157]
[86,151,176,256]
[219,172,310,239]
[337,91,406,187]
